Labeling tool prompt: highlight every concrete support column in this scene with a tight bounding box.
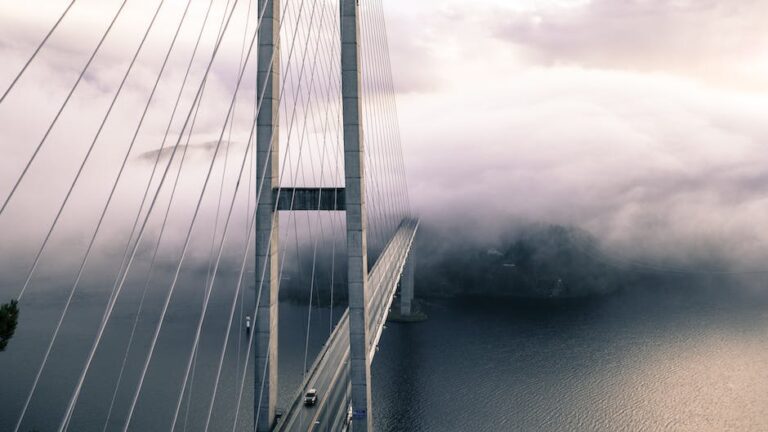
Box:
[341,0,373,430]
[255,0,280,430]
[400,254,414,316]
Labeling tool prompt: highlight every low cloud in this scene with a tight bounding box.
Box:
[489,0,768,89]
[3,0,768,294]
[391,37,768,271]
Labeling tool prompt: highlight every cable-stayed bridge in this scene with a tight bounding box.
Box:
[0,0,416,431]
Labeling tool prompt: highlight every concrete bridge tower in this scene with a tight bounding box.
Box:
[255,0,280,430]
[341,0,373,430]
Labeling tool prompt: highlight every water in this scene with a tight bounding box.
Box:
[1,280,767,431]
[0,271,343,432]
[372,286,768,431]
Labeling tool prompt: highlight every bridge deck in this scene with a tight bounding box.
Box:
[274,218,419,431]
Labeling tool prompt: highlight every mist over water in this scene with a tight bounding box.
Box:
[0,270,343,432]
[2,215,768,431]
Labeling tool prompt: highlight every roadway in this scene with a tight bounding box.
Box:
[274,219,419,431]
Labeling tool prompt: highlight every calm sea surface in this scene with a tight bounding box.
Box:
[373,287,768,432]
[1,279,767,431]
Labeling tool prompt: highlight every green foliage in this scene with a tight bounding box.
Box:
[0,299,19,352]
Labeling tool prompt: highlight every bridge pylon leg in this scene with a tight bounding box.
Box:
[255,0,280,430]
[341,0,374,430]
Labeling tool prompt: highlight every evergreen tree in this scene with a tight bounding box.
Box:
[0,299,19,352]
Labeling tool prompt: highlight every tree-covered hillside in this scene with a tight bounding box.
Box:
[414,224,625,298]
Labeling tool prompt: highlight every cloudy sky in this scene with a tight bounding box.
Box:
[385,0,768,267]
[2,0,768,285]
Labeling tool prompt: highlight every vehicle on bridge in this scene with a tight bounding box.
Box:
[304,389,318,407]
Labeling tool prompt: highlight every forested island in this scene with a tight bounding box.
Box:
[414,224,621,299]
[278,223,726,303]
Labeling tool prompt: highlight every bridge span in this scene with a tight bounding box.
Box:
[0,0,415,430]
[275,219,418,431]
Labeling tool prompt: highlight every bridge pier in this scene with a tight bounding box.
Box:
[341,0,374,430]
[400,253,414,316]
[255,0,280,430]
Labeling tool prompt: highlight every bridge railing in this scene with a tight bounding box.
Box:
[367,219,419,356]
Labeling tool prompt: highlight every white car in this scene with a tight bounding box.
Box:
[304,388,318,406]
